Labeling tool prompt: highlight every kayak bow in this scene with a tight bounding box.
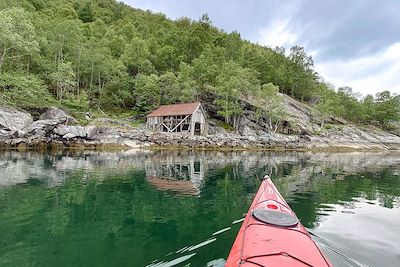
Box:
[226,176,331,267]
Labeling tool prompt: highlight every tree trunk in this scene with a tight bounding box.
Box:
[90,62,94,89]
[274,120,280,133]
[0,46,6,72]
[76,49,81,100]
[98,72,102,108]
[58,82,62,102]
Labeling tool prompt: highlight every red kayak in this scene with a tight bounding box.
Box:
[226,176,332,267]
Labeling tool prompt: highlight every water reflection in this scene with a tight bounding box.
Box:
[2,150,400,190]
[145,154,204,196]
[0,150,400,267]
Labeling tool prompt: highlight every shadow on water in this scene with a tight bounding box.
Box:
[0,150,400,266]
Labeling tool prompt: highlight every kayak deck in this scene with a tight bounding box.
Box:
[226,176,331,267]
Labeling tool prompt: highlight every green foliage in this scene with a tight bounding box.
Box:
[177,62,199,101]
[122,37,155,76]
[373,91,400,125]
[215,120,235,131]
[284,46,318,100]
[0,7,39,72]
[134,74,160,112]
[49,62,77,101]
[61,91,90,110]
[317,86,400,127]
[78,1,94,23]
[0,72,57,108]
[158,71,180,104]
[100,71,133,108]
[258,83,287,131]
[213,61,260,127]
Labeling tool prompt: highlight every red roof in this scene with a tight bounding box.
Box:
[147,102,201,117]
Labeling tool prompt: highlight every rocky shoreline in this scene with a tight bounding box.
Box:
[1,106,400,152]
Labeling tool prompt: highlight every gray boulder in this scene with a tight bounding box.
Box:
[0,106,33,131]
[39,107,77,124]
[12,130,27,138]
[23,119,61,135]
[54,125,86,138]
[85,126,121,142]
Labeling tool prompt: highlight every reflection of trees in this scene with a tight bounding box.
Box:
[279,169,400,228]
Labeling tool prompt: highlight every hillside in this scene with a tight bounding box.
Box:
[0,0,399,131]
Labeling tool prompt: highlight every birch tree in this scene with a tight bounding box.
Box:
[0,8,39,72]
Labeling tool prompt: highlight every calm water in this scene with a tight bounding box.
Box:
[0,150,399,267]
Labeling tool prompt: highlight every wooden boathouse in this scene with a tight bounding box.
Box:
[146,102,206,135]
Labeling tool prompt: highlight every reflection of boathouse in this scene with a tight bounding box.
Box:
[145,157,204,196]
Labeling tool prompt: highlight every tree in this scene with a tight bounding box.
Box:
[122,37,155,76]
[289,46,314,71]
[0,8,39,72]
[286,46,317,100]
[158,72,180,105]
[259,83,286,132]
[374,91,400,125]
[213,61,260,128]
[49,62,76,102]
[177,62,199,101]
[0,72,56,108]
[191,54,218,91]
[154,45,181,72]
[336,87,364,122]
[78,1,94,23]
[361,94,375,123]
[315,83,347,126]
[133,74,160,112]
[101,71,133,108]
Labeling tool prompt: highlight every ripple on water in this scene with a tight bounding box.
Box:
[145,253,196,267]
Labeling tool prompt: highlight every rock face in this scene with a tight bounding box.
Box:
[0,106,33,132]
[39,106,77,124]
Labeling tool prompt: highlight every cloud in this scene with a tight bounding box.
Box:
[316,42,400,95]
[259,19,298,48]
[288,1,400,61]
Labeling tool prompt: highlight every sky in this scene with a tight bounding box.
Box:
[123,0,400,96]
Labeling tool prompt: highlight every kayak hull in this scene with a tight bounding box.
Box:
[226,176,331,267]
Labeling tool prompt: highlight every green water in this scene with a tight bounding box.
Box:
[0,150,399,267]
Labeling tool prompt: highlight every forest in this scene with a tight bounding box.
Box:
[0,0,399,129]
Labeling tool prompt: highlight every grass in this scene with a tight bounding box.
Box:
[214,119,235,131]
